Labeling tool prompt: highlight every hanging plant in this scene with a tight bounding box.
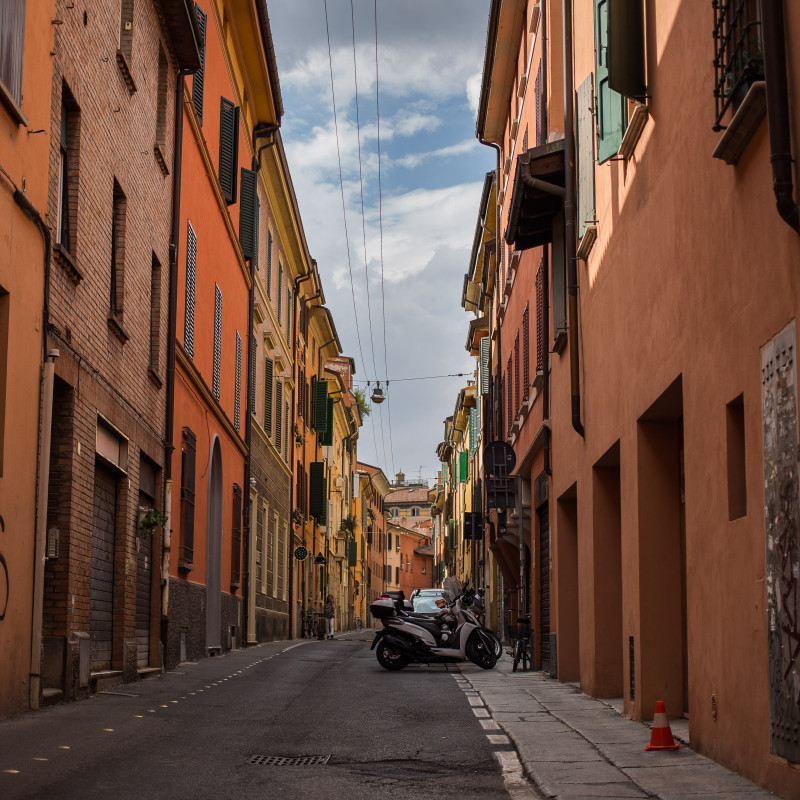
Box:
[339,514,356,541]
[292,509,304,527]
[138,506,168,539]
[294,423,303,445]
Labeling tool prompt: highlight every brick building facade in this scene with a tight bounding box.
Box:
[40,0,200,699]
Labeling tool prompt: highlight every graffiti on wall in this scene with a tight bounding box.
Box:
[762,321,800,764]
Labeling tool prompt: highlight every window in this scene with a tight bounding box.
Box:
[286,288,291,346]
[256,502,264,591]
[0,0,25,119]
[275,380,282,450]
[110,180,127,316]
[192,3,206,124]
[212,284,221,400]
[480,336,490,396]
[726,394,747,520]
[154,45,169,173]
[284,399,289,462]
[179,426,197,567]
[116,0,136,92]
[309,462,327,522]
[594,0,626,163]
[534,61,543,146]
[507,355,513,432]
[536,261,544,372]
[522,306,530,402]
[249,335,256,414]
[266,230,272,296]
[277,262,282,319]
[239,168,258,260]
[576,74,596,238]
[263,356,273,434]
[218,97,239,204]
[149,253,161,374]
[712,0,762,130]
[514,332,520,414]
[57,85,80,259]
[266,511,274,596]
[234,331,241,430]
[231,483,242,586]
[185,221,196,357]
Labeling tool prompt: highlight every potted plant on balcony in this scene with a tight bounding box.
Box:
[292,509,304,528]
[294,424,303,446]
[339,514,356,541]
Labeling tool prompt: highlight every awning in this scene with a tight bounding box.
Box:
[505,139,566,251]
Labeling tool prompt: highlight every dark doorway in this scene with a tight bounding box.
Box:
[91,462,117,670]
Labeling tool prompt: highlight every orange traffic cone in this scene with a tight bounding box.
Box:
[644,700,681,751]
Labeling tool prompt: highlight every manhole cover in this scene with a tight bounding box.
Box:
[247,755,331,767]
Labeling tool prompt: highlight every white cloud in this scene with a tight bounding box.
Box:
[394,138,480,169]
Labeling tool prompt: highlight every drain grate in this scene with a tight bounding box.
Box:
[247,755,331,767]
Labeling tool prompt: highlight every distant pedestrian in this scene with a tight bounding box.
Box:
[323,595,335,639]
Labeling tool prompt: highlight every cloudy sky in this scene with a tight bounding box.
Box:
[268,1,494,486]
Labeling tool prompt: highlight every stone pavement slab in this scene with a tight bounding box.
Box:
[460,659,780,800]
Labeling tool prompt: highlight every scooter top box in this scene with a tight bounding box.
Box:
[370,596,396,619]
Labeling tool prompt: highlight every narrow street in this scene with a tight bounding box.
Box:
[0,634,520,800]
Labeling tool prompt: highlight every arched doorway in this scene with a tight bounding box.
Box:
[206,436,222,651]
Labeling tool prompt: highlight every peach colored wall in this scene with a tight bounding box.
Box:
[0,2,53,717]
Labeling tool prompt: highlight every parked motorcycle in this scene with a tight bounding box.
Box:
[370,578,500,670]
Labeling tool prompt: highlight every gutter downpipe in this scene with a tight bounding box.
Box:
[761,0,799,232]
[563,0,585,437]
[12,184,56,710]
[542,0,552,477]
[163,70,191,655]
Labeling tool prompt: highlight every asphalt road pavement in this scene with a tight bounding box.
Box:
[0,633,525,800]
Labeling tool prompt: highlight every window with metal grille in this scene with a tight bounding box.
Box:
[522,305,530,402]
[284,400,289,462]
[263,356,273,435]
[185,221,196,357]
[712,0,762,130]
[275,380,282,451]
[110,179,127,316]
[0,0,25,114]
[234,331,241,430]
[213,284,222,400]
[155,45,168,154]
[536,261,545,372]
[149,253,161,373]
[231,483,242,586]
[219,97,239,204]
[514,332,520,415]
[191,3,206,123]
[180,427,196,566]
[507,355,513,433]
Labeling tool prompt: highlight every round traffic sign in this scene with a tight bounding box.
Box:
[293,546,308,561]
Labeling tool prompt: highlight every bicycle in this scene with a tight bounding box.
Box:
[510,615,532,672]
[304,608,320,639]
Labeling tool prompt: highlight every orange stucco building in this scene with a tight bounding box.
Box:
[0,0,54,717]
[476,1,800,796]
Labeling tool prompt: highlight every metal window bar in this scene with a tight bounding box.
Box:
[712,0,763,130]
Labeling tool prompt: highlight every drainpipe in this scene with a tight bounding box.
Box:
[760,0,799,232]
[563,0,585,437]
[541,0,552,476]
[8,181,56,710]
[163,70,191,655]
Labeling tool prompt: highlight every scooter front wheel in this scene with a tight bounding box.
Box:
[376,640,410,671]
[466,633,497,669]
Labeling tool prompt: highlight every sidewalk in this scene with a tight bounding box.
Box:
[460,657,780,800]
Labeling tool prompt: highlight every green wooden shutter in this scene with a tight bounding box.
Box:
[253,195,260,270]
[239,168,257,260]
[576,74,596,239]
[309,462,327,522]
[313,380,329,433]
[448,519,455,549]
[348,539,357,566]
[459,451,468,482]
[219,97,239,204]
[322,396,334,446]
[480,336,490,395]
[263,357,273,435]
[191,5,206,123]
[608,0,646,101]
[249,335,256,414]
[595,0,626,163]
